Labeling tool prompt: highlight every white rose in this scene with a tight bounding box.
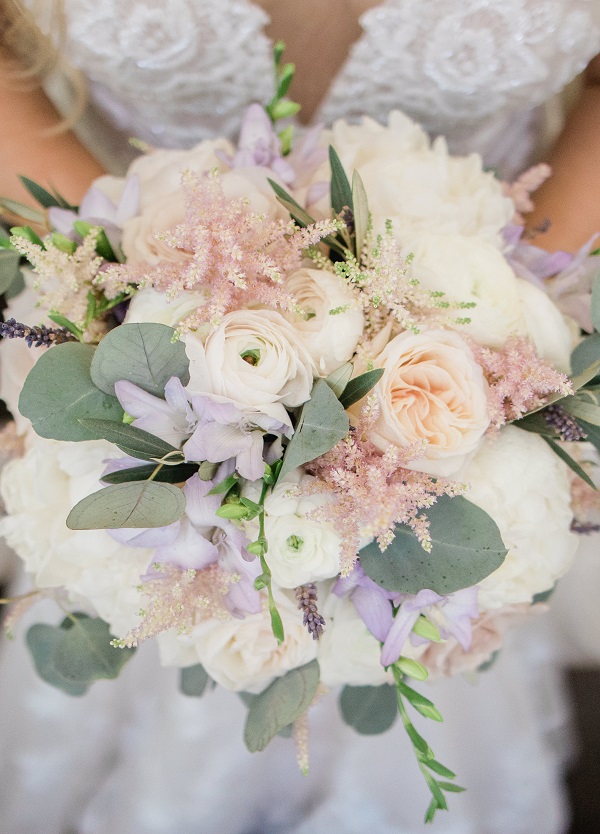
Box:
[202,309,314,419]
[367,329,490,476]
[158,589,317,692]
[458,426,577,611]
[317,593,392,687]
[0,436,149,635]
[306,112,513,245]
[406,233,526,349]
[516,279,573,373]
[282,268,364,375]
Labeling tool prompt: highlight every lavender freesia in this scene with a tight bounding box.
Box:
[114,376,196,448]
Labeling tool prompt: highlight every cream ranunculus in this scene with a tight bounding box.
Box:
[457,426,577,612]
[202,309,315,419]
[0,436,149,635]
[406,233,526,349]
[158,588,318,691]
[282,267,364,376]
[516,278,574,373]
[306,112,513,246]
[368,329,490,476]
[317,593,392,687]
[125,287,208,329]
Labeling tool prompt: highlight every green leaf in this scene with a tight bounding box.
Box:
[78,418,181,461]
[207,475,239,495]
[101,462,198,485]
[279,379,349,479]
[275,62,295,100]
[339,684,398,735]
[66,480,186,529]
[0,249,21,295]
[47,311,83,339]
[351,169,369,260]
[1,198,46,224]
[542,437,597,490]
[513,409,558,437]
[571,333,600,380]
[19,342,124,441]
[426,759,457,780]
[10,225,45,248]
[339,368,384,409]
[396,681,443,722]
[267,100,301,122]
[329,146,353,216]
[179,664,210,697]
[360,495,507,595]
[267,178,316,228]
[436,782,466,794]
[592,271,600,333]
[19,176,64,208]
[26,623,90,696]
[576,418,600,453]
[561,397,600,427]
[244,660,320,752]
[73,221,117,262]
[324,361,353,398]
[394,656,429,681]
[52,614,135,684]
[5,269,25,299]
[90,322,190,397]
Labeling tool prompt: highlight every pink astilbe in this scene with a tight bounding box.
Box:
[305,397,464,575]
[470,336,572,428]
[99,171,339,329]
[116,562,238,648]
[502,164,552,225]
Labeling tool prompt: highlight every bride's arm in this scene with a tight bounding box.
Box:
[526,53,600,252]
[0,50,105,208]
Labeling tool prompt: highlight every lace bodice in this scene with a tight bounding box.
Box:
[60,0,600,177]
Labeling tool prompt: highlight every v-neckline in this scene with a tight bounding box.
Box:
[246,0,387,125]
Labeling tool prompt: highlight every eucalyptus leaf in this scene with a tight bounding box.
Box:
[339,684,398,735]
[0,249,21,295]
[339,368,384,409]
[19,176,63,209]
[52,614,135,684]
[180,664,210,697]
[66,480,186,529]
[19,343,124,441]
[324,362,353,398]
[279,379,349,479]
[592,271,600,333]
[90,322,190,397]
[360,495,507,595]
[78,418,180,461]
[244,660,320,752]
[542,437,597,490]
[329,146,353,216]
[5,269,25,299]
[351,169,369,259]
[26,623,90,696]
[101,462,198,485]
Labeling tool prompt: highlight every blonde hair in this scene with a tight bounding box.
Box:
[0,0,86,130]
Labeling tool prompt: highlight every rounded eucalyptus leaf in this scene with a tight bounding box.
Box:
[66,480,186,529]
[339,684,398,735]
[90,322,190,396]
[244,660,320,752]
[26,623,90,696]
[180,664,210,697]
[360,495,507,595]
[52,615,135,683]
[18,342,124,441]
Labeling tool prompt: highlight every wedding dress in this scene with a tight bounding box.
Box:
[1,1,600,832]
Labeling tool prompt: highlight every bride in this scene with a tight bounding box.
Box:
[0,2,599,832]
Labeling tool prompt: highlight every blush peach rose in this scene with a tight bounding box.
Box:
[367,329,490,476]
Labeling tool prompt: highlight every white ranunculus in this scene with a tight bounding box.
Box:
[406,233,526,349]
[306,112,513,246]
[367,329,490,476]
[516,279,574,373]
[317,593,392,687]
[158,588,317,691]
[0,436,150,635]
[125,287,207,329]
[282,268,364,375]
[458,426,577,612]
[121,190,189,264]
[202,309,314,419]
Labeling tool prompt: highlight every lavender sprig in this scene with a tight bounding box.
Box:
[295,583,325,640]
[0,318,77,348]
[571,519,600,535]
[544,404,587,442]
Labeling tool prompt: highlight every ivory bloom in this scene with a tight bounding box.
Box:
[368,329,490,476]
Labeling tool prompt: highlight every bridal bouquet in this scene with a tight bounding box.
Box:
[1,57,599,820]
